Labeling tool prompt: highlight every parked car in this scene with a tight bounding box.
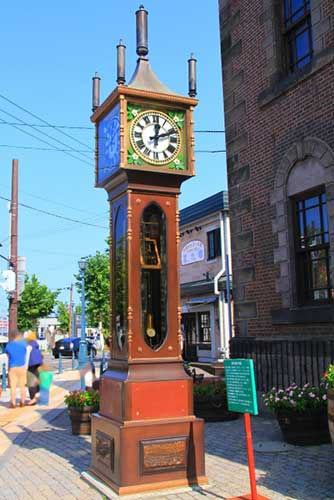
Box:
[0,335,8,376]
[52,337,97,359]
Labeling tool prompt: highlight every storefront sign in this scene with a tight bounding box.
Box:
[224,359,258,415]
[181,240,204,265]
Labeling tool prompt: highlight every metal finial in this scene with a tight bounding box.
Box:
[136,5,148,57]
[188,54,197,97]
[92,72,101,112]
[117,39,126,85]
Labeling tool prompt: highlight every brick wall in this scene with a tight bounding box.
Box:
[219,0,334,338]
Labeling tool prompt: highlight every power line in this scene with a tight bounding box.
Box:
[0,195,108,229]
[0,120,225,134]
[195,150,226,153]
[0,144,92,153]
[0,93,93,151]
[0,108,93,164]
[0,117,92,167]
[0,122,93,130]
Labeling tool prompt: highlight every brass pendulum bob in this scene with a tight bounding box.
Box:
[146,312,156,346]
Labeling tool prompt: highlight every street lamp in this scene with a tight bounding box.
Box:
[78,258,88,389]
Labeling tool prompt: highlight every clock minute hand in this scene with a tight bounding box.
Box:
[150,128,177,140]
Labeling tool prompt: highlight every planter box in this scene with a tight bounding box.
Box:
[68,406,95,435]
[276,407,330,446]
[194,395,239,422]
[328,388,334,445]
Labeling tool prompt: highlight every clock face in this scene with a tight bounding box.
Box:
[130,110,182,166]
[98,103,120,184]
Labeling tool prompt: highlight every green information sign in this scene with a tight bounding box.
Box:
[224,359,258,415]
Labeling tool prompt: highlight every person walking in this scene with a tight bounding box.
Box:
[26,331,43,406]
[5,332,27,408]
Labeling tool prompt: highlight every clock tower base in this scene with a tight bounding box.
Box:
[88,409,207,496]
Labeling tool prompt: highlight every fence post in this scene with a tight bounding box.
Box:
[1,363,6,391]
[58,352,63,374]
[71,351,76,370]
[99,351,105,377]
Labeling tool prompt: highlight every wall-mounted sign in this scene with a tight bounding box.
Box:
[181,240,204,266]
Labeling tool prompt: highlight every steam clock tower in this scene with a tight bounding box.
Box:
[87,6,207,495]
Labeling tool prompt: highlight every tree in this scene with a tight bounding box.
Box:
[18,274,59,331]
[57,301,70,333]
[75,251,110,335]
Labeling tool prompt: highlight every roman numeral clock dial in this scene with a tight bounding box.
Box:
[130,110,182,166]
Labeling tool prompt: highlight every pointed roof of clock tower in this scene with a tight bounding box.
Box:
[128,5,180,96]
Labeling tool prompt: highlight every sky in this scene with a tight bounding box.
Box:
[0,1,226,316]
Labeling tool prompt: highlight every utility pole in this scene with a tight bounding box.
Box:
[8,159,18,341]
[68,283,73,337]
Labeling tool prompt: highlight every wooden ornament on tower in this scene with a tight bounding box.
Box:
[88,5,207,496]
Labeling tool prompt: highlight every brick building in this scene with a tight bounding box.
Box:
[219,0,334,388]
[179,191,233,363]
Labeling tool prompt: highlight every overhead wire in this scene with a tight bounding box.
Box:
[0,117,92,167]
[0,195,108,229]
[0,108,93,164]
[0,93,93,151]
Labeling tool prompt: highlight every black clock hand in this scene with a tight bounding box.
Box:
[149,128,177,140]
[152,124,161,146]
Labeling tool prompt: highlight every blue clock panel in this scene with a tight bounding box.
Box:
[97,103,120,185]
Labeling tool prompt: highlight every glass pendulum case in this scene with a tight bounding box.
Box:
[140,204,167,350]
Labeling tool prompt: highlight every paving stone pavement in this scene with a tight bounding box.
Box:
[1,406,334,500]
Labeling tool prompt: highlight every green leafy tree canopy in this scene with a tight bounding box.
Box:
[75,251,110,334]
[18,274,59,331]
[57,301,70,333]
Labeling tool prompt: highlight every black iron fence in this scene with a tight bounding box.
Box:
[230,337,334,392]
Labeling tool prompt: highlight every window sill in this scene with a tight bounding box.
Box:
[271,304,334,325]
[258,47,334,109]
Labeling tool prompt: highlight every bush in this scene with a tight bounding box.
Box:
[64,389,99,410]
[193,380,226,398]
[263,383,327,413]
[323,364,334,389]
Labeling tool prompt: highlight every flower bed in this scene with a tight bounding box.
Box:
[193,379,239,422]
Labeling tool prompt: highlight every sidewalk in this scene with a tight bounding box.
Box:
[0,370,334,500]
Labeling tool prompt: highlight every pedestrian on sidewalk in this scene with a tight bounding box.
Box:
[25,331,43,406]
[38,363,53,405]
[5,331,27,408]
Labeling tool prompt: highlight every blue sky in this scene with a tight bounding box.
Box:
[0,1,226,315]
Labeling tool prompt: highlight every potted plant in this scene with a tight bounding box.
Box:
[323,364,334,444]
[263,383,330,446]
[193,379,238,422]
[64,389,100,435]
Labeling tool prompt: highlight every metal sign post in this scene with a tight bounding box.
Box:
[224,359,270,500]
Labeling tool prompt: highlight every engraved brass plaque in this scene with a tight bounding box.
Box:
[140,436,188,475]
[96,431,114,471]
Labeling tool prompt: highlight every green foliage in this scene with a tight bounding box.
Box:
[193,380,226,398]
[57,301,69,333]
[168,111,184,128]
[263,383,328,413]
[323,364,334,388]
[169,153,185,170]
[75,251,110,332]
[127,148,144,165]
[18,274,59,331]
[127,104,141,121]
[64,389,100,410]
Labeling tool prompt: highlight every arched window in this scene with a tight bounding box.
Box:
[140,203,167,350]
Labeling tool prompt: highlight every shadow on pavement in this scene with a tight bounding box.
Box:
[204,418,334,499]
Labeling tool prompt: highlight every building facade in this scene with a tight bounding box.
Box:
[219,0,334,387]
[180,191,232,363]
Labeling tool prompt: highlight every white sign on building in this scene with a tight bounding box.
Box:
[181,240,204,265]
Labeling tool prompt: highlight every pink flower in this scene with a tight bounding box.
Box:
[323,395,327,400]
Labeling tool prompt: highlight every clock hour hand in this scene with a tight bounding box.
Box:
[151,124,161,146]
[149,128,177,141]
